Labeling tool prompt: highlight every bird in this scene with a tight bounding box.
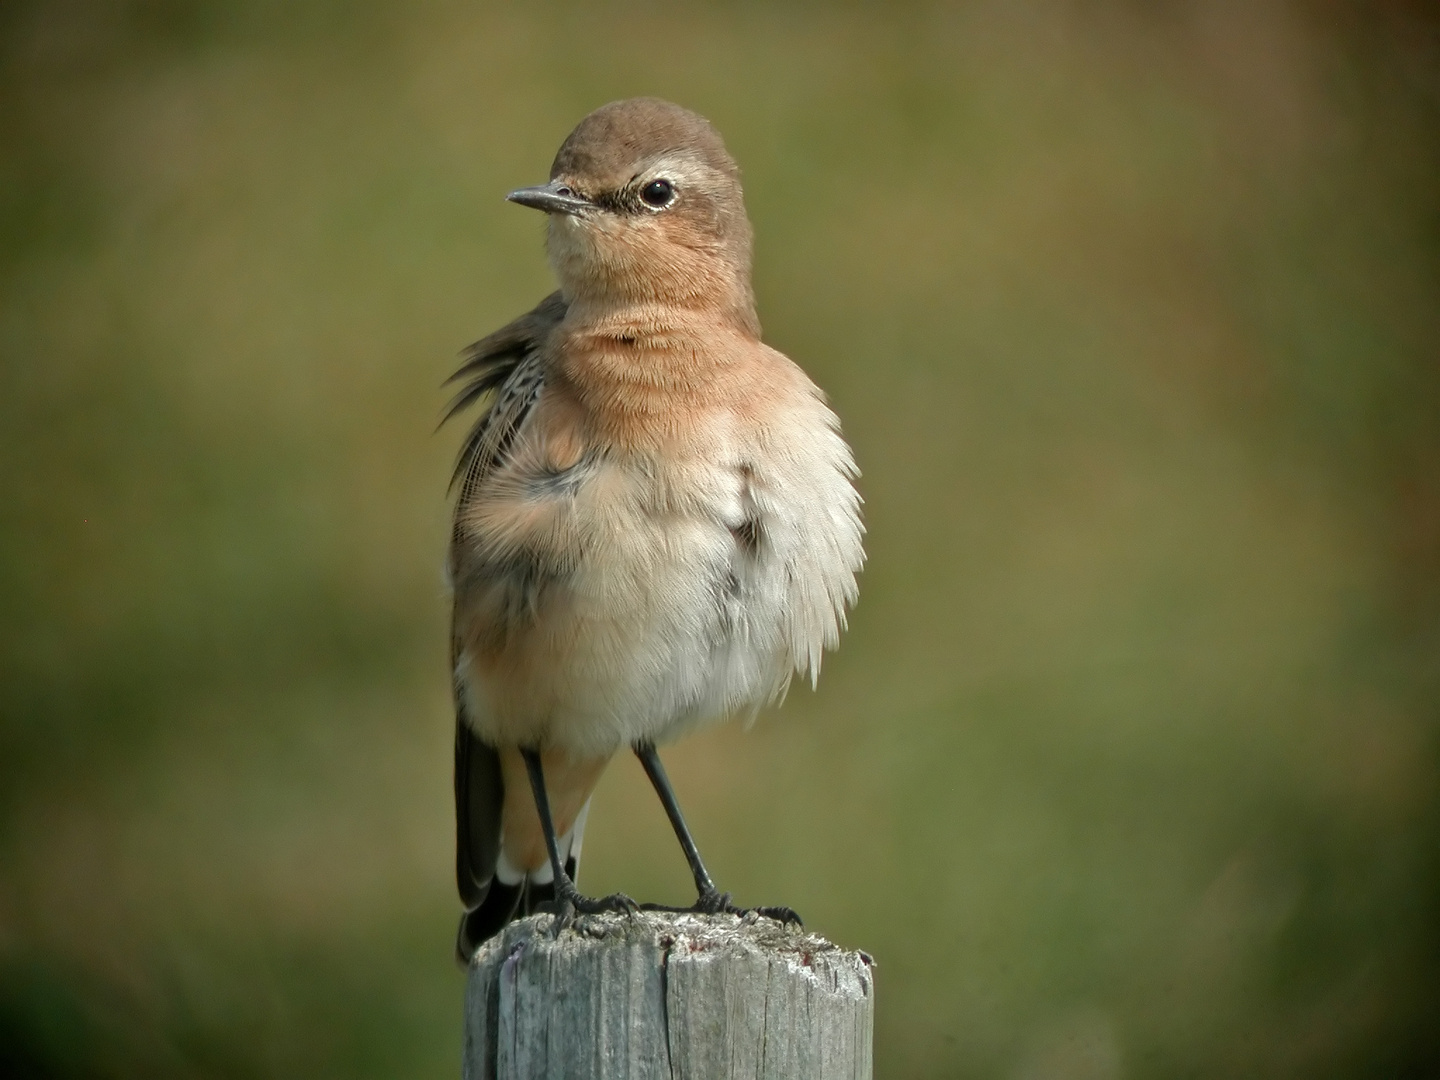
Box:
[446,97,864,963]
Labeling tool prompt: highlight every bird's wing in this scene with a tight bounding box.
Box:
[444,289,567,503]
[446,291,567,961]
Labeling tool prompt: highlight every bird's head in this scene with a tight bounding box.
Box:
[507,98,758,334]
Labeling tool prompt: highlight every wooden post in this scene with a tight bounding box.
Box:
[463,910,874,1080]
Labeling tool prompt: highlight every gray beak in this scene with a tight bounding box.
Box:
[506,179,592,216]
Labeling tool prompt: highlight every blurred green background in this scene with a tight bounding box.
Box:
[3,1,1438,1076]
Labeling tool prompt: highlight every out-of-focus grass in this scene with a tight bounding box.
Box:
[2,2,1437,1077]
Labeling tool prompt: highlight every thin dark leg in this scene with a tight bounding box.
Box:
[521,748,636,930]
[634,741,717,898]
[633,742,801,927]
[522,748,571,891]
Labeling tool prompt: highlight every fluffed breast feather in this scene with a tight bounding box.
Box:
[751,358,864,690]
[445,302,863,753]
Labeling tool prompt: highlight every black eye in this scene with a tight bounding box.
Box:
[640,179,674,208]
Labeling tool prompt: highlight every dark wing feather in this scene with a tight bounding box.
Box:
[447,291,567,962]
[453,685,501,912]
[445,290,567,499]
[453,711,517,964]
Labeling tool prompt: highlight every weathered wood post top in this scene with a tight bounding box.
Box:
[463,910,874,1080]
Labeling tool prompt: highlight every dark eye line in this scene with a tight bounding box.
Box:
[591,190,627,213]
[592,178,677,215]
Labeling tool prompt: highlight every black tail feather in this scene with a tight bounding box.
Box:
[455,857,583,965]
[455,879,524,964]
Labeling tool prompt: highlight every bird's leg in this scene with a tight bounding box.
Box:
[521,748,636,932]
[633,742,801,927]
[634,741,717,900]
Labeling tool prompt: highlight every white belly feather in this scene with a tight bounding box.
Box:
[455,394,863,758]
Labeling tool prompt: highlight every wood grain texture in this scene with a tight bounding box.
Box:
[463,912,874,1080]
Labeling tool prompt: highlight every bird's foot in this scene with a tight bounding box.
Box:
[746,904,804,927]
[642,888,802,927]
[547,879,638,935]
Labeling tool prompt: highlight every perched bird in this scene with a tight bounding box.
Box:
[447,98,864,962]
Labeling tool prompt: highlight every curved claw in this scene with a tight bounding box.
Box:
[546,882,639,935]
[574,891,639,917]
[750,905,803,927]
[700,888,801,927]
[639,891,802,928]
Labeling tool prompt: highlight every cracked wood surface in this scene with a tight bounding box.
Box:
[463,911,874,1080]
